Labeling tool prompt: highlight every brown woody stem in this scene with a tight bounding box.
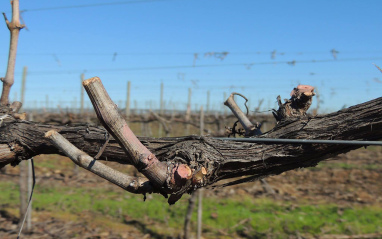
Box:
[45,130,155,194]
[1,0,24,105]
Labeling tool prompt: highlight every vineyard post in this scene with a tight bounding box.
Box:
[158,82,164,137]
[223,92,227,115]
[206,90,210,114]
[197,105,205,238]
[20,66,27,108]
[185,88,192,135]
[80,73,85,115]
[45,95,49,111]
[26,159,33,230]
[125,81,131,119]
[199,105,204,136]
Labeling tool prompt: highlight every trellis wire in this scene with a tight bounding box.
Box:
[216,138,382,146]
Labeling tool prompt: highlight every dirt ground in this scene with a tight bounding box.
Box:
[0,146,381,239]
[218,147,382,206]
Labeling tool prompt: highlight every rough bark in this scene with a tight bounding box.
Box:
[272,85,315,122]
[1,96,381,190]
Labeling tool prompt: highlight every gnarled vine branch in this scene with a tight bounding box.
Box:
[1,82,381,204]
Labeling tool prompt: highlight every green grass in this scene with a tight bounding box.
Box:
[1,181,381,238]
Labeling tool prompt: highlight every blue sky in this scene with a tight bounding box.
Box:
[0,0,381,113]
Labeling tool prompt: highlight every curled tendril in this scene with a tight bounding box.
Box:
[231,92,249,116]
[226,92,250,138]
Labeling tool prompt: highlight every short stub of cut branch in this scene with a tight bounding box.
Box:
[224,92,261,136]
[272,85,315,122]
